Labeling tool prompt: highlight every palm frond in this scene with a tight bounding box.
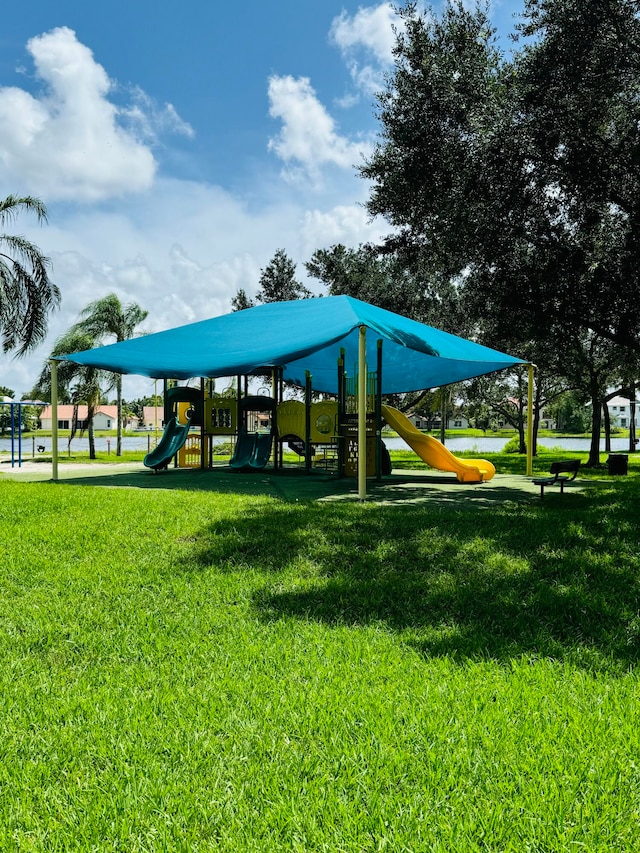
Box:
[0,195,58,355]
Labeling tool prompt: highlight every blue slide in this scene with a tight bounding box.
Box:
[143,416,191,470]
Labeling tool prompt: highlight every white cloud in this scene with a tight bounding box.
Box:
[331,4,398,63]
[0,23,387,401]
[267,75,372,180]
[0,27,191,202]
[2,176,383,398]
[300,205,386,258]
[330,3,401,95]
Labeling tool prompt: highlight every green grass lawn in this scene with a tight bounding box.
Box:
[1,452,639,851]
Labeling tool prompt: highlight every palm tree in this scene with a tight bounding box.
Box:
[75,294,148,456]
[37,329,114,459]
[0,195,59,356]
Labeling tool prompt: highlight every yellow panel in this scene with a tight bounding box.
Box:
[309,400,338,443]
[277,400,305,439]
[178,434,208,468]
[205,397,237,435]
[176,401,193,424]
[277,400,339,443]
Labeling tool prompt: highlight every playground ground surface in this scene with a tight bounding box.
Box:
[0,456,602,506]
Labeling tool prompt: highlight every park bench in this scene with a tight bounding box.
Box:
[532,459,581,499]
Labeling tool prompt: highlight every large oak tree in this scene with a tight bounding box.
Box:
[362,0,640,355]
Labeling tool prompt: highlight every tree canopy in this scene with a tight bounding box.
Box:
[232,249,311,310]
[362,0,640,356]
[75,293,148,456]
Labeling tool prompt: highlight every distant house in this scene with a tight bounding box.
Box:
[39,405,136,431]
[409,412,470,431]
[607,395,639,429]
[142,406,165,430]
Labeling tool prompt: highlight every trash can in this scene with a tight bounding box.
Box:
[607,454,628,475]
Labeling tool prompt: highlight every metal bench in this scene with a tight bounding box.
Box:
[532,460,581,499]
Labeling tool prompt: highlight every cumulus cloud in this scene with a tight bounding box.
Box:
[331,3,398,62]
[300,205,387,258]
[267,75,372,180]
[0,27,191,202]
[330,3,401,95]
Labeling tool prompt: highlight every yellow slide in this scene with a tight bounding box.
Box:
[381,405,495,483]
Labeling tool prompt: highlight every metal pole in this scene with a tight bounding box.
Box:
[337,351,345,478]
[272,369,279,471]
[527,363,535,476]
[376,339,382,482]
[200,377,206,470]
[10,402,15,467]
[51,360,59,481]
[17,403,22,467]
[305,371,312,474]
[358,326,367,501]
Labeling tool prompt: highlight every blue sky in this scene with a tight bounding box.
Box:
[0,0,524,398]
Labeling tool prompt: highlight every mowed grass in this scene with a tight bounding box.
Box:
[1,458,639,851]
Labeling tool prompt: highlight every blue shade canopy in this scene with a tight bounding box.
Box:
[55,296,525,394]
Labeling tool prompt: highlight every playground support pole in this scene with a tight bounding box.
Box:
[13,403,19,467]
[376,339,383,482]
[10,402,15,467]
[200,378,206,470]
[305,372,312,474]
[358,326,367,501]
[526,363,535,477]
[51,360,59,482]
[272,368,280,471]
[337,350,345,478]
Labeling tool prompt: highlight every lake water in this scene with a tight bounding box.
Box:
[384,436,633,453]
[1,433,634,455]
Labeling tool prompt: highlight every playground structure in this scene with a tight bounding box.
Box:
[143,353,392,478]
[144,358,492,483]
[54,295,529,496]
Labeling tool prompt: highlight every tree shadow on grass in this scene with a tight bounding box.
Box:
[180,477,640,672]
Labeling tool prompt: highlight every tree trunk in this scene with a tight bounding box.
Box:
[531,372,545,457]
[88,420,96,460]
[603,402,612,453]
[88,400,97,460]
[588,388,602,467]
[532,405,540,457]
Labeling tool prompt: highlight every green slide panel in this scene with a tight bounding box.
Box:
[143,417,191,470]
[230,432,258,470]
[249,433,272,469]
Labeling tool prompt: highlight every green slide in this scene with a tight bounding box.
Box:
[249,433,272,469]
[229,432,258,470]
[143,416,191,470]
[230,432,273,471]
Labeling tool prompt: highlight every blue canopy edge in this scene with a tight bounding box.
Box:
[55,295,525,394]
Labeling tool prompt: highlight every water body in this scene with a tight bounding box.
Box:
[2,434,633,455]
[383,436,632,453]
